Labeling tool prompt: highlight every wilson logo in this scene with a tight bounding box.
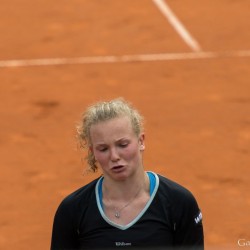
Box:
[194,212,202,224]
[115,242,132,247]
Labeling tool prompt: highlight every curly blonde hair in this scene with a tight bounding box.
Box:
[76,98,144,172]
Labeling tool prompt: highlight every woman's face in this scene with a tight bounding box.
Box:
[89,116,145,181]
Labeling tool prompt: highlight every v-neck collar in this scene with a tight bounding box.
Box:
[95,171,159,230]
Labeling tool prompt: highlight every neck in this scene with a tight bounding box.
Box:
[103,171,149,200]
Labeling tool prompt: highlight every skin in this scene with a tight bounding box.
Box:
[89,116,145,182]
[89,116,150,224]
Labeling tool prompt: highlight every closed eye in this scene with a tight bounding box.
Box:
[97,147,108,152]
[119,142,129,148]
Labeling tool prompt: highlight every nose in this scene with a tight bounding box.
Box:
[110,147,120,162]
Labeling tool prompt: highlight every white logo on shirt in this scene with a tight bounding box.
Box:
[194,211,202,224]
[115,242,132,247]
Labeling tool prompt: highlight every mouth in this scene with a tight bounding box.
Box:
[111,165,125,172]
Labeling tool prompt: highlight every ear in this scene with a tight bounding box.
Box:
[89,145,93,153]
[139,133,145,151]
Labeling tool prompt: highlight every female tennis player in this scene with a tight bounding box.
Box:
[51,98,204,249]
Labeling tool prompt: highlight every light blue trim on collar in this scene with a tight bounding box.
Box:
[95,171,159,230]
[98,177,104,209]
[148,171,156,196]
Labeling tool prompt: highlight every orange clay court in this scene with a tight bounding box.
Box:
[0,0,250,249]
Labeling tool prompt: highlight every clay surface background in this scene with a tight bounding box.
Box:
[0,0,250,249]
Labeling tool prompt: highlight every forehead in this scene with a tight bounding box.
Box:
[90,116,134,141]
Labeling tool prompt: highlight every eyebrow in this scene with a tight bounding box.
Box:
[95,138,129,146]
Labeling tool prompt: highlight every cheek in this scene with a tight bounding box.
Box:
[122,145,140,160]
[94,151,108,165]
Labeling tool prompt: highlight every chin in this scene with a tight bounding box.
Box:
[111,171,130,181]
